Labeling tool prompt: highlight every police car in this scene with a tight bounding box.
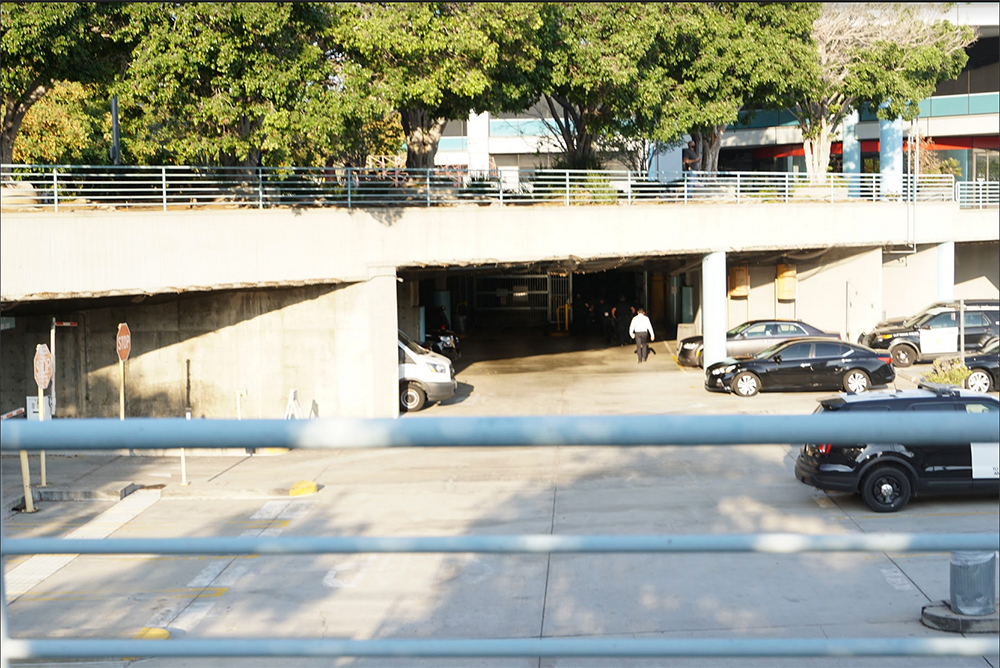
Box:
[794,385,999,512]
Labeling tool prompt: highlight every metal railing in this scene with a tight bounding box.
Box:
[2,413,998,663]
[0,164,979,211]
[957,180,1000,209]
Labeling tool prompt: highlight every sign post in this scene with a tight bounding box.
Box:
[23,344,53,511]
[116,323,131,421]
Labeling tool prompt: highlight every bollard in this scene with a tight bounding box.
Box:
[950,551,997,616]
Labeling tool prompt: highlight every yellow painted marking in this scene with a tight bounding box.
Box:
[290,481,318,497]
[134,627,170,640]
[257,447,289,455]
[18,587,228,603]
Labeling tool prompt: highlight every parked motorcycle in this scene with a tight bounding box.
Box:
[424,325,461,361]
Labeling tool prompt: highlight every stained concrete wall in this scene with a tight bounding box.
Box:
[0,279,399,419]
[881,241,1000,321]
[3,204,997,303]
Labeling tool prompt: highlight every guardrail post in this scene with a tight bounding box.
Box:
[627,171,632,206]
[784,173,789,204]
[565,171,570,206]
[347,168,352,209]
[683,172,689,204]
[829,173,834,204]
[257,167,264,210]
[736,173,741,204]
[161,167,167,211]
[498,171,504,207]
[426,169,431,207]
[52,168,59,213]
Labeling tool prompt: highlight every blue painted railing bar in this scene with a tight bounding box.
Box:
[2,413,998,451]
[3,637,996,661]
[5,533,997,557]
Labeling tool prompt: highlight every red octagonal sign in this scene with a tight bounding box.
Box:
[116,323,131,362]
[34,343,53,389]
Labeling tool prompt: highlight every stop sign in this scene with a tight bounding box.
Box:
[116,323,131,362]
[33,343,53,389]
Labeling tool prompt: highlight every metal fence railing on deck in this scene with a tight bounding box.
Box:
[957,180,1000,209]
[1,164,986,211]
[2,413,998,663]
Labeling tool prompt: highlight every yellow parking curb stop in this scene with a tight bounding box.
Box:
[289,481,318,496]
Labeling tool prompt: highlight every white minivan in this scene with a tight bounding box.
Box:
[398,329,457,411]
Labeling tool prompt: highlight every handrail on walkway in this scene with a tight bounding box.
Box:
[0,163,981,211]
[2,414,998,663]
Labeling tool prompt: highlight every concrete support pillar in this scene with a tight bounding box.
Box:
[366,266,401,418]
[842,111,861,198]
[701,252,728,368]
[879,107,903,198]
[467,112,490,173]
[842,111,860,174]
[937,241,955,302]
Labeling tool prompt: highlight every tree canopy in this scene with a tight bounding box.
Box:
[1,2,131,166]
[785,3,973,177]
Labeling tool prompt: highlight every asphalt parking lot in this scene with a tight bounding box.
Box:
[2,328,997,668]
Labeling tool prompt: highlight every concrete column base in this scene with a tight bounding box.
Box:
[921,601,999,633]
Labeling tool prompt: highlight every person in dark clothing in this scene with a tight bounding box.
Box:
[612,295,631,346]
[598,298,614,344]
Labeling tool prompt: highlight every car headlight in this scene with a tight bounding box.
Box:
[428,363,447,374]
[711,365,737,375]
[879,334,894,340]
[682,342,699,350]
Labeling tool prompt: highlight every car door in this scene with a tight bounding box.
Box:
[811,342,853,389]
[910,401,970,493]
[766,342,814,389]
[728,322,771,357]
[964,400,1000,493]
[918,311,958,354]
[962,311,991,350]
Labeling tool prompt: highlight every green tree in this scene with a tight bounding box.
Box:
[329,2,544,169]
[534,3,706,170]
[1,2,131,167]
[12,80,110,164]
[681,3,819,173]
[786,3,973,179]
[119,3,336,167]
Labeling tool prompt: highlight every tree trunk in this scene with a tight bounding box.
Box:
[2,80,49,178]
[802,118,833,183]
[400,108,446,169]
[544,95,599,170]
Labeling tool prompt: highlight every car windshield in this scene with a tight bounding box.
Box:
[903,312,936,328]
[398,330,428,355]
[727,323,751,336]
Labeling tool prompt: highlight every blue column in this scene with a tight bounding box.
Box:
[879,104,903,199]
[937,241,955,302]
[701,252,727,368]
[843,111,860,197]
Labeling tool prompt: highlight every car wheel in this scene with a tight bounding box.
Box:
[860,465,912,513]
[843,369,871,393]
[890,345,916,368]
[965,369,993,393]
[400,382,426,412]
[732,371,760,397]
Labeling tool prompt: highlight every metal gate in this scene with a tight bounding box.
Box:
[473,275,571,327]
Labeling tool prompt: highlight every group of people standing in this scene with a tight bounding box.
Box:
[572,293,655,363]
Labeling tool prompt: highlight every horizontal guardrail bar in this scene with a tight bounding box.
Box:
[3,637,996,660]
[2,414,997,451]
[4,533,997,557]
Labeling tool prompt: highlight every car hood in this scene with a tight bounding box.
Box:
[680,335,704,346]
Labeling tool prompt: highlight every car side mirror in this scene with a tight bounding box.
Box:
[773,354,782,363]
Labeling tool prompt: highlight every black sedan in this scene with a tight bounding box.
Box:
[678,319,839,367]
[705,337,894,397]
[964,337,998,393]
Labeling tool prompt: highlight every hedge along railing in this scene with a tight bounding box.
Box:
[2,413,998,663]
[0,164,966,211]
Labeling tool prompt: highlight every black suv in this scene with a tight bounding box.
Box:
[794,386,999,512]
[859,300,999,367]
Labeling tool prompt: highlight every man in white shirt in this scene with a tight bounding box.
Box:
[629,307,655,363]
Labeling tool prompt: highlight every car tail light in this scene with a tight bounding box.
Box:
[816,444,832,454]
[878,355,892,364]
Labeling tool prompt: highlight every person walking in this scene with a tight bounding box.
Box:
[612,294,631,347]
[629,307,655,363]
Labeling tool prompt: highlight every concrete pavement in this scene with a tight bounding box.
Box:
[2,331,997,668]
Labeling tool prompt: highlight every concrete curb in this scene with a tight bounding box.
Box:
[920,600,1000,633]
